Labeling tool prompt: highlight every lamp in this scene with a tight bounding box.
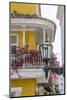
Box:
[39,42,53,60]
[39,42,53,79]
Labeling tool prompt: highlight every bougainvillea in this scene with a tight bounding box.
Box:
[49,53,61,67]
[29,50,41,65]
[11,46,42,70]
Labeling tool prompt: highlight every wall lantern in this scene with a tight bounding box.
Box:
[39,42,53,79]
[39,42,53,61]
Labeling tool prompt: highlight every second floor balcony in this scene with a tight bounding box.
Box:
[11,13,56,43]
[10,45,64,81]
[10,45,60,70]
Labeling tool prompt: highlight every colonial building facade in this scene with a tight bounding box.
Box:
[10,2,56,97]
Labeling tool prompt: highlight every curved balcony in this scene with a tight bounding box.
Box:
[11,15,56,42]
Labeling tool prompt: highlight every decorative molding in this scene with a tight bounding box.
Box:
[11,11,40,18]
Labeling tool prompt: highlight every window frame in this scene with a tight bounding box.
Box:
[10,34,18,47]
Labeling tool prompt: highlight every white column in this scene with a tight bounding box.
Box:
[43,28,46,43]
[23,28,25,46]
[22,28,26,68]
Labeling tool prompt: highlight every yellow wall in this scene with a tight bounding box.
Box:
[11,3,36,14]
[11,3,37,50]
[10,78,36,96]
[19,32,23,48]
[11,31,36,49]
[25,31,36,50]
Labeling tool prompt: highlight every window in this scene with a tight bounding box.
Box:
[61,77,63,81]
[61,83,63,86]
[10,34,18,47]
[11,87,22,97]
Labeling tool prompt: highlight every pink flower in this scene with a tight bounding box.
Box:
[50,72,56,80]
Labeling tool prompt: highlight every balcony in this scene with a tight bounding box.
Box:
[11,13,56,42]
[10,46,43,69]
[10,13,63,81]
[10,45,63,83]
